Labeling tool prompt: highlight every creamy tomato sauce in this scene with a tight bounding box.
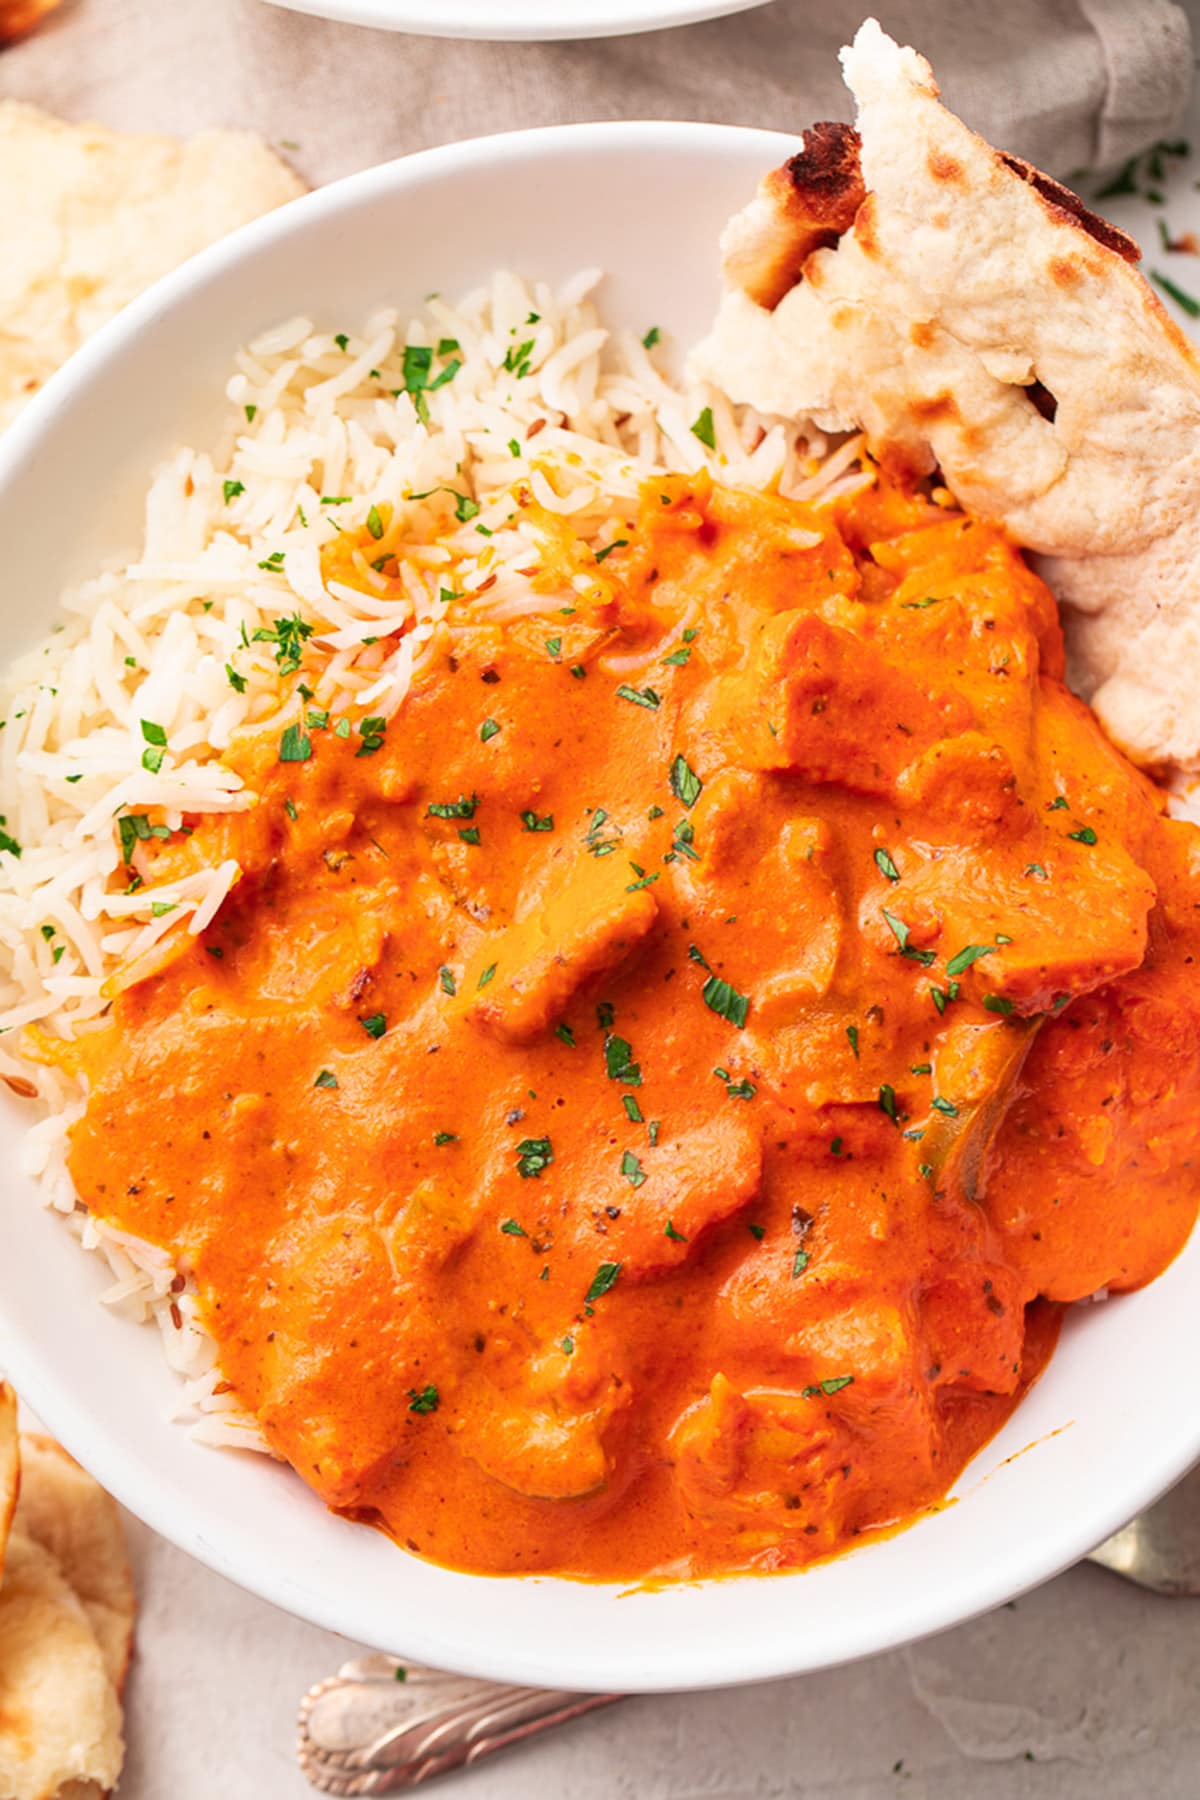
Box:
[67,473,1200,1579]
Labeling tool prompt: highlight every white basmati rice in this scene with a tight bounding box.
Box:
[0,269,864,1450]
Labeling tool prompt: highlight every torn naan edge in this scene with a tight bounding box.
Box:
[14,1436,135,1696]
[0,1533,123,1800]
[692,17,1200,771]
[0,1383,16,1581]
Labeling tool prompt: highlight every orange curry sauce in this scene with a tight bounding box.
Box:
[68,473,1200,1580]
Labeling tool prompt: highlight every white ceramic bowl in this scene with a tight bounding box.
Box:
[260,0,771,41]
[1,122,1198,1693]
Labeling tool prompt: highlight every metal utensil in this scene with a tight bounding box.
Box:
[1085,1462,1200,1595]
[297,1654,622,1795]
[298,1470,1200,1793]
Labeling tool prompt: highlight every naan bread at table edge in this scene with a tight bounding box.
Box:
[0,103,305,432]
[0,1383,16,1580]
[693,18,1200,773]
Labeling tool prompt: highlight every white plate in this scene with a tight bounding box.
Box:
[260,0,772,41]
[1,122,1198,1693]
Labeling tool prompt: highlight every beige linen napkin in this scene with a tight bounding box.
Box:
[0,0,1191,186]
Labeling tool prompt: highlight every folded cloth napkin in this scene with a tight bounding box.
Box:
[0,0,1190,185]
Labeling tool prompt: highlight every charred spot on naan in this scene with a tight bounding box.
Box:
[720,121,865,309]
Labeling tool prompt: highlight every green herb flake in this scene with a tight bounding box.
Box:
[931,1096,960,1117]
[554,1022,576,1048]
[479,718,500,743]
[616,683,661,710]
[881,908,936,967]
[439,965,457,996]
[545,637,562,658]
[279,723,312,763]
[516,1135,553,1179]
[244,404,257,422]
[690,406,716,450]
[605,1034,642,1087]
[665,1220,688,1242]
[620,1150,648,1188]
[747,1223,766,1242]
[225,663,247,694]
[407,1385,439,1415]
[642,326,661,349]
[792,1248,810,1279]
[878,1084,899,1123]
[846,1024,860,1059]
[477,962,497,989]
[622,1094,643,1123]
[427,794,478,820]
[1069,825,1098,845]
[500,1218,527,1236]
[669,753,702,810]
[314,1068,338,1089]
[360,1013,387,1039]
[561,1335,575,1355]
[365,504,385,541]
[223,479,244,504]
[702,975,749,1028]
[585,1261,621,1303]
[1026,862,1048,880]
[595,539,628,564]
[521,810,554,833]
[874,847,900,882]
[945,944,997,978]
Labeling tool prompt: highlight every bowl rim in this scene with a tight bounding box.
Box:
[3,117,1200,1693]
[257,0,771,43]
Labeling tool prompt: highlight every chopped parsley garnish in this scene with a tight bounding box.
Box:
[931,1096,960,1117]
[1048,796,1069,810]
[500,1218,527,1236]
[427,794,478,819]
[874,847,900,882]
[983,994,1014,1016]
[665,1220,688,1242]
[803,1376,854,1398]
[477,962,497,988]
[878,1084,899,1123]
[433,1131,457,1145]
[314,1069,338,1089]
[1026,863,1048,880]
[1069,826,1098,845]
[642,326,661,349]
[116,813,170,863]
[616,683,661,710]
[561,1335,575,1355]
[622,1094,643,1123]
[605,1034,642,1086]
[792,1248,810,1278]
[225,664,246,693]
[279,723,312,763]
[306,708,329,730]
[257,550,285,572]
[690,406,716,449]
[585,1261,621,1302]
[252,612,313,675]
[521,810,554,833]
[620,1150,648,1188]
[702,975,749,1028]
[930,982,960,1015]
[407,1385,439,1414]
[911,1063,932,1075]
[669,754,702,809]
[747,1223,766,1241]
[437,337,460,356]
[669,818,700,863]
[244,404,257,422]
[479,718,500,742]
[945,943,997,977]
[141,719,167,746]
[881,909,936,966]
[360,1013,387,1039]
[439,965,456,996]
[661,646,690,667]
[502,337,536,376]
[647,1120,660,1146]
[223,479,244,504]
[452,491,480,523]
[515,1136,553,1178]
[365,504,385,540]
[554,1022,576,1048]
[151,902,176,918]
[596,1002,615,1030]
[846,1024,860,1058]
[595,539,628,564]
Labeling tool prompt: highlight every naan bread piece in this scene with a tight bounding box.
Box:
[694,18,1200,771]
[0,1383,16,1580]
[0,1532,123,1800]
[13,1436,134,1696]
[0,103,305,430]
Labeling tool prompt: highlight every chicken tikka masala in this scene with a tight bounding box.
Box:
[63,472,1200,1580]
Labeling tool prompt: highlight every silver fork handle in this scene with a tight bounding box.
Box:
[297,1655,623,1794]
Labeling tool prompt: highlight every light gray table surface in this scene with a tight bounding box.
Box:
[7,2,1200,1796]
